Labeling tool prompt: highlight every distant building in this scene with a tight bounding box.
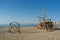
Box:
[55,22,60,24]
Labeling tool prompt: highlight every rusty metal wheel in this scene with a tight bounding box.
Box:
[9,21,21,33]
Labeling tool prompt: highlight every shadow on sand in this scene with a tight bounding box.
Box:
[54,27,60,31]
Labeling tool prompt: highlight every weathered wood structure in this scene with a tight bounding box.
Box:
[37,8,54,31]
[37,21,53,31]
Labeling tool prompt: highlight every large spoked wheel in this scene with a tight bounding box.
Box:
[8,22,21,33]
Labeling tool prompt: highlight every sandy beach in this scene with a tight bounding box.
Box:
[0,27,60,40]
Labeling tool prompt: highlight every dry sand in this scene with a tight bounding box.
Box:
[0,27,60,40]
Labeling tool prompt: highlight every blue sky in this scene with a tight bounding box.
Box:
[0,0,60,24]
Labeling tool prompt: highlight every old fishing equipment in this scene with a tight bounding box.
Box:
[8,21,21,33]
[37,8,53,31]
